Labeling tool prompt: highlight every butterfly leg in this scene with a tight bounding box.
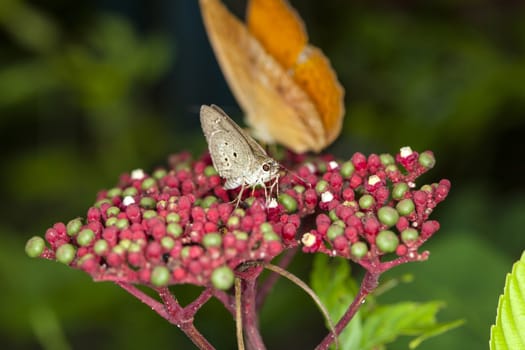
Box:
[262,182,269,206]
[274,174,280,198]
[268,174,279,205]
[232,183,246,209]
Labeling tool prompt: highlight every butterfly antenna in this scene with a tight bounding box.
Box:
[278,164,311,188]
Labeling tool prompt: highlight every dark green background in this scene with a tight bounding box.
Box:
[1,0,523,349]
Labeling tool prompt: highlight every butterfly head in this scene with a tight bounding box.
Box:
[255,157,280,184]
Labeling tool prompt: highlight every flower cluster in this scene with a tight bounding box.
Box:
[26,147,450,289]
[296,147,450,272]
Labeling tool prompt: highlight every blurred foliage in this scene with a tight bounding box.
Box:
[1,0,524,349]
[311,255,362,350]
[311,255,464,350]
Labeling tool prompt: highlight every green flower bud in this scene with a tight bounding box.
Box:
[340,161,355,178]
[141,178,157,190]
[77,229,95,247]
[119,239,131,250]
[93,239,109,255]
[233,208,246,217]
[385,164,398,173]
[234,231,248,240]
[142,210,157,219]
[260,223,274,234]
[315,180,329,194]
[123,187,138,197]
[25,236,45,258]
[140,197,156,209]
[392,183,409,200]
[106,206,120,217]
[107,187,122,198]
[151,266,170,287]
[161,236,175,250]
[116,218,129,230]
[202,233,222,248]
[401,228,419,243]
[359,194,375,209]
[166,213,180,223]
[128,243,141,253]
[204,166,218,176]
[105,217,118,227]
[293,185,306,194]
[180,246,190,259]
[278,193,298,213]
[376,230,399,253]
[211,266,235,290]
[420,184,432,192]
[202,195,218,209]
[396,199,415,216]
[327,224,344,240]
[94,199,111,208]
[167,223,183,237]
[227,216,240,228]
[418,151,436,169]
[264,232,280,241]
[350,241,368,259]
[66,218,83,237]
[379,153,395,166]
[377,207,399,227]
[56,244,76,264]
[153,169,167,180]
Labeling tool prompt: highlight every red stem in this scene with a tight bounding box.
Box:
[377,251,430,272]
[187,287,214,313]
[156,287,215,350]
[116,283,215,350]
[116,282,169,318]
[156,287,182,318]
[242,278,266,350]
[315,271,379,350]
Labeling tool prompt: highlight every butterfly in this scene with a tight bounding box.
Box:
[200,0,345,153]
[200,104,280,206]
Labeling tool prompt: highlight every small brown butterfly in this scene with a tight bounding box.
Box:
[200,104,280,206]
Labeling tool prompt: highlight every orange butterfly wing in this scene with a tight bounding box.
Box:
[246,0,307,69]
[247,0,345,147]
[200,0,344,153]
[293,46,345,144]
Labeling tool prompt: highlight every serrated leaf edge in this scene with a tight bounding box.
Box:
[489,251,525,350]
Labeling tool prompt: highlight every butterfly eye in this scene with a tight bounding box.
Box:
[262,163,271,172]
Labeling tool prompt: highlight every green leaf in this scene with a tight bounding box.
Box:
[408,318,465,349]
[311,255,362,350]
[490,251,525,350]
[360,301,464,349]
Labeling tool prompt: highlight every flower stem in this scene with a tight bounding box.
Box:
[315,271,379,350]
[156,287,216,350]
[116,283,215,350]
[242,278,266,350]
[116,282,168,318]
[235,278,245,350]
[187,287,214,314]
[181,323,216,350]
